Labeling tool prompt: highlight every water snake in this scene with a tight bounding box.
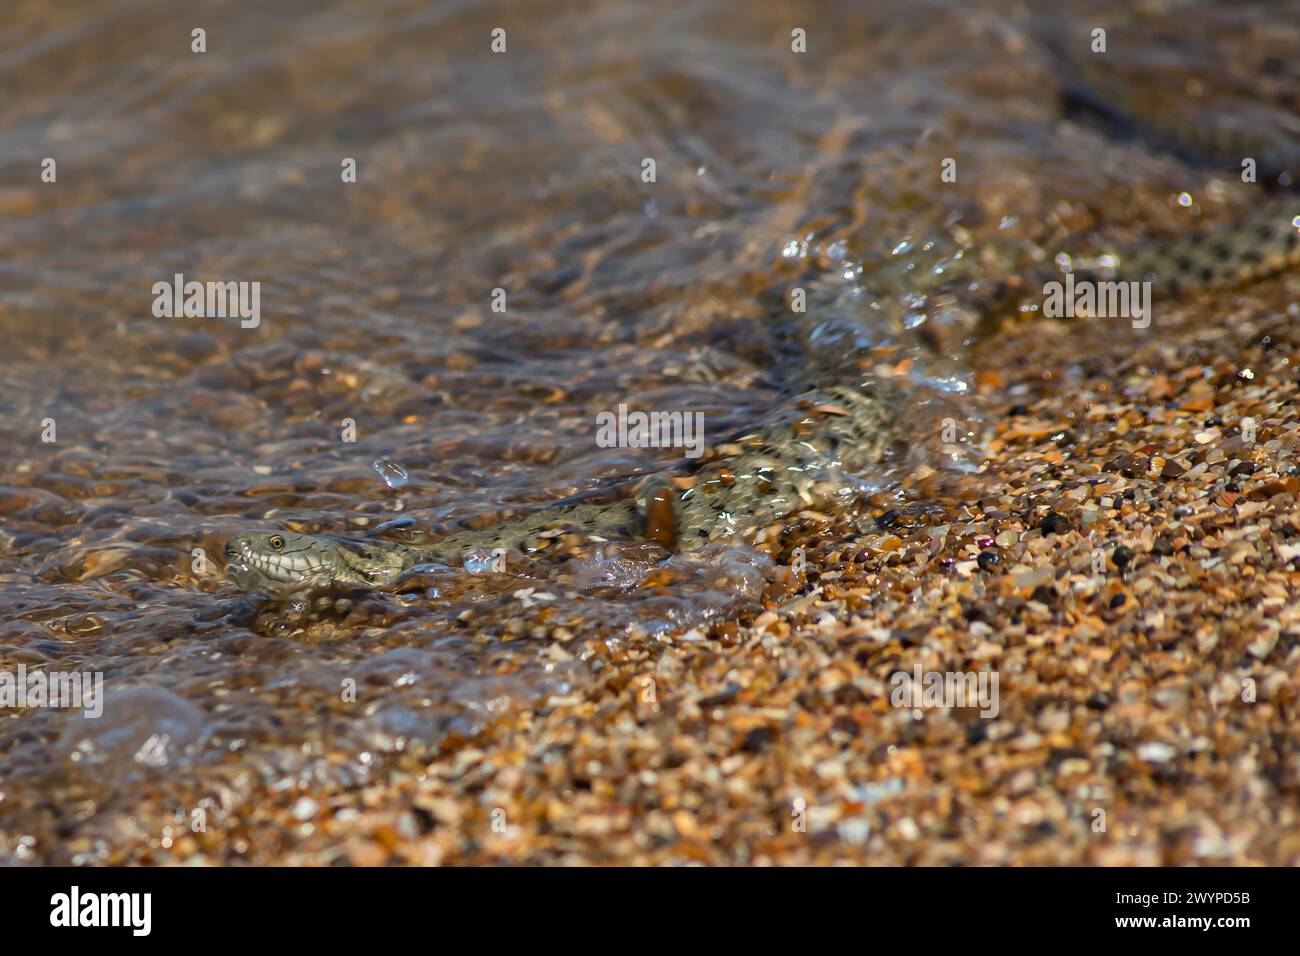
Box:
[225,19,1300,594]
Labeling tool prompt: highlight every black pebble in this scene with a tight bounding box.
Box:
[410,806,437,834]
[1086,691,1111,711]
[977,550,1000,571]
[1040,512,1069,535]
[1112,545,1134,569]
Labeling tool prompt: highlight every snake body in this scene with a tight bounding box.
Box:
[225,380,896,589]
[225,28,1300,594]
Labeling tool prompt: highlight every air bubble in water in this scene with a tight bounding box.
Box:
[373,458,409,489]
[463,547,500,573]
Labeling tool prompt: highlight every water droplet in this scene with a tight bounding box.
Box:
[463,547,502,573]
[373,458,409,489]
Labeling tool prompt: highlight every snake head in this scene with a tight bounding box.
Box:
[224,530,337,593]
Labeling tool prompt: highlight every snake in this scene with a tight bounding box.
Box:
[225,16,1300,594]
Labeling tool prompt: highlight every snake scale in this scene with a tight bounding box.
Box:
[225,18,1300,594]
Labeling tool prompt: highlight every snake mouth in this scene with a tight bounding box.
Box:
[226,558,268,592]
[224,532,333,592]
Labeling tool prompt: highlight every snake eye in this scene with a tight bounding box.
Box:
[268,535,285,551]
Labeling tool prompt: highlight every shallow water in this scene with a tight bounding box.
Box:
[0,0,1295,861]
